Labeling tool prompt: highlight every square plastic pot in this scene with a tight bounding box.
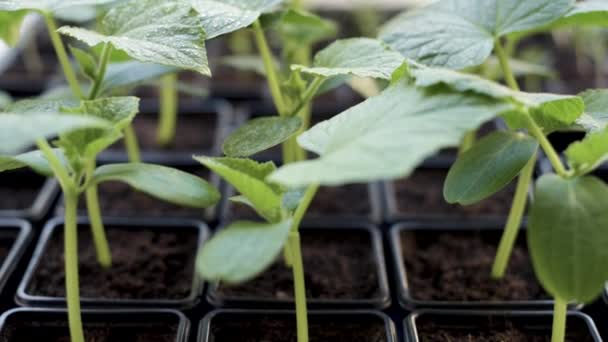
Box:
[0,169,59,222]
[0,219,32,296]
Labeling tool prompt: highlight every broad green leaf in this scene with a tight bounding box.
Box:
[92,163,220,208]
[444,131,538,205]
[0,0,115,13]
[58,0,210,75]
[269,80,513,187]
[528,174,608,303]
[193,0,284,39]
[0,91,11,110]
[223,117,302,157]
[197,219,292,284]
[100,61,177,94]
[291,38,404,80]
[0,10,25,45]
[0,149,66,176]
[69,46,97,80]
[576,89,608,132]
[565,128,608,175]
[196,156,283,222]
[275,9,336,46]
[0,113,110,154]
[5,98,77,113]
[380,0,573,69]
[53,4,98,23]
[553,0,608,27]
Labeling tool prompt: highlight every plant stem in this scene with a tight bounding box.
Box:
[157,73,178,147]
[124,124,142,163]
[63,189,85,342]
[36,139,72,189]
[291,184,319,232]
[525,115,569,178]
[458,130,476,155]
[552,297,568,342]
[491,151,536,278]
[253,20,288,116]
[43,13,83,99]
[288,231,308,342]
[84,161,112,268]
[494,38,520,91]
[88,43,112,100]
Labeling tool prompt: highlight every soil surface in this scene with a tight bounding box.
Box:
[0,318,178,342]
[210,314,388,342]
[216,229,380,301]
[393,169,515,217]
[0,170,46,211]
[113,112,218,151]
[400,230,546,301]
[417,317,594,342]
[28,226,198,300]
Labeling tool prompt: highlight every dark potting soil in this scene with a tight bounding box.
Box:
[74,167,212,219]
[0,170,46,211]
[0,317,178,342]
[393,169,514,217]
[115,113,218,151]
[416,317,594,342]
[27,226,198,300]
[400,230,546,301]
[209,314,388,342]
[216,230,380,300]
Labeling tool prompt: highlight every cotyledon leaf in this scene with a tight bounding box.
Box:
[0,0,115,13]
[223,116,302,157]
[565,127,608,176]
[0,148,66,176]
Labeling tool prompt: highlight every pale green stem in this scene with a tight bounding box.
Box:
[291,184,319,232]
[124,124,142,163]
[63,189,85,342]
[491,151,536,278]
[526,115,569,178]
[252,20,287,116]
[495,38,520,91]
[88,43,112,100]
[84,161,112,268]
[43,13,83,99]
[157,73,178,147]
[288,231,309,342]
[552,297,568,342]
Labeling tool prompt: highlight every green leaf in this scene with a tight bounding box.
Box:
[380,0,573,69]
[193,0,284,39]
[100,61,177,94]
[528,174,608,303]
[444,131,538,205]
[92,163,220,208]
[565,128,608,175]
[275,9,336,46]
[58,0,210,75]
[576,89,608,132]
[0,0,115,13]
[69,46,97,80]
[0,113,110,154]
[291,38,404,80]
[223,116,302,157]
[553,0,608,27]
[5,98,77,113]
[197,219,292,284]
[269,80,513,187]
[0,10,26,46]
[0,149,66,176]
[195,156,283,222]
[0,91,12,110]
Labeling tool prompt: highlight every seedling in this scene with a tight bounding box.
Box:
[0,1,221,341]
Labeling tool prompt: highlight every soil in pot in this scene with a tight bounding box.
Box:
[392,168,515,218]
[27,226,198,300]
[208,313,389,342]
[416,314,594,342]
[0,170,47,211]
[400,229,547,302]
[216,229,380,301]
[0,312,180,342]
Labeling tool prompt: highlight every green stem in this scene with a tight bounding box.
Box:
[458,130,476,155]
[552,297,568,342]
[88,43,112,100]
[84,161,112,268]
[43,13,83,99]
[291,184,319,232]
[124,124,142,163]
[288,231,309,342]
[157,73,178,147]
[494,38,520,91]
[491,151,537,278]
[63,189,85,342]
[525,115,569,178]
[36,139,72,189]
[252,20,288,116]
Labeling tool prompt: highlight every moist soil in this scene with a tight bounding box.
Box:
[0,318,178,342]
[0,170,46,211]
[216,229,380,301]
[27,226,198,300]
[393,169,515,217]
[209,314,388,342]
[400,230,547,301]
[417,317,594,342]
[113,112,218,151]
[73,167,212,219]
